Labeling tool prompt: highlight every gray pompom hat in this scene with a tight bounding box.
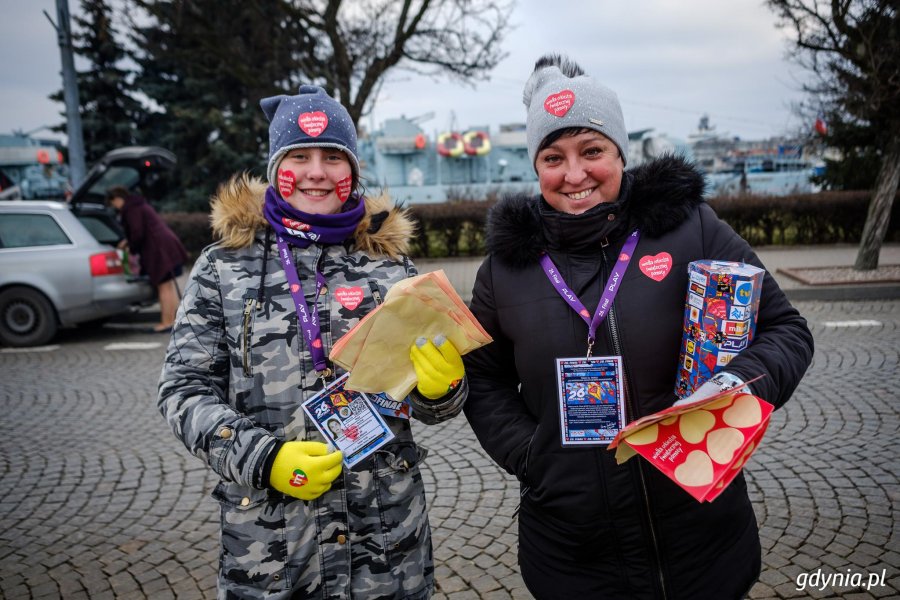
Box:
[260,85,360,189]
[523,56,628,167]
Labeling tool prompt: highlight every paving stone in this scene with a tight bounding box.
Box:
[1,298,898,599]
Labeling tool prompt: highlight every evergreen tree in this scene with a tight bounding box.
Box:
[130,0,305,210]
[51,0,142,165]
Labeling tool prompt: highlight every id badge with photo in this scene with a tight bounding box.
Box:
[556,356,626,446]
[302,373,394,468]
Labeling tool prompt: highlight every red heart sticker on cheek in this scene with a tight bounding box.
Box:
[298,111,328,137]
[277,169,296,197]
[639,252,673,282]
[544,90,575,117]
[336,176,353,202]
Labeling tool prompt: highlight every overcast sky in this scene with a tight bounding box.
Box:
[2,0,810,144]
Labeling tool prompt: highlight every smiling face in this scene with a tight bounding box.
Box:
[535,130,624,214]
[276,147,353,214]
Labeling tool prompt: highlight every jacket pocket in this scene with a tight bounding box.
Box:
[212,482,289,593]
[373,442,430,560]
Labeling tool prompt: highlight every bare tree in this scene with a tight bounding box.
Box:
[291,0,514,124]
[768,0,899,269]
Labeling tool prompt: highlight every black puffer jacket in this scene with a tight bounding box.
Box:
[463,156,814,599]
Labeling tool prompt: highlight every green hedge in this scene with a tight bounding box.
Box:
[163,190,900,260]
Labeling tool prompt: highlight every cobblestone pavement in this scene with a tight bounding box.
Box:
[0,299,897,599]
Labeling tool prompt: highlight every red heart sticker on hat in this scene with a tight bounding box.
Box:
[544,90,575,117]
[298,111,328,137]
[639,252,673,282]
[277,169,295,197]
[336,176,353,203]
[335,287,364,310]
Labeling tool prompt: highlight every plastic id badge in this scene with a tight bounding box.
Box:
[302,373,394,468]
[556,356,626,446]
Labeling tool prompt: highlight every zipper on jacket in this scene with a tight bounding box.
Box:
[603,249,669,600]
[367,280,383,305]
[241,297,256,377]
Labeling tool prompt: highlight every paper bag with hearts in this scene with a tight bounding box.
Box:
[609,381,773,502]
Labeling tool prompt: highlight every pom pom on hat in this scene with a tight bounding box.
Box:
[260,85,360,190]
[523,54,628,168]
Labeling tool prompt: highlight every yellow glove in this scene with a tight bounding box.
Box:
[410,334,464,400]
[268,441,343,501]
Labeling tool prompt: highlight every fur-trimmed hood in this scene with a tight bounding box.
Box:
[487,154,706,268]
[209,174,414,258]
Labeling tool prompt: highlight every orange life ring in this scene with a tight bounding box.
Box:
[36,149,50,164]
[414,133,426,150]
[462,130,491,156]
[437,132,464,157]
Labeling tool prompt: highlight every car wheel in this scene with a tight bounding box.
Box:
[0,287,58,347]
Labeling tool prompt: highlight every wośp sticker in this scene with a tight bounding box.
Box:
[544,90,575,117]
[277,169,296,198]
[336,175,353,202]
[299,111,328,137]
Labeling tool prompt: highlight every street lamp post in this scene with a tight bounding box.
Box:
[47,0,86,188]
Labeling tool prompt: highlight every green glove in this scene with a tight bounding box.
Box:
[268,441,343,501]
[410,334,464,400]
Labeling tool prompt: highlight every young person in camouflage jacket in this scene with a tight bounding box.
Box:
[158,85,467,599]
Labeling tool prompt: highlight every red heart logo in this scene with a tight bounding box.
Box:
[544,90,575,117]
[639,252,672,282]
[706,298,727,320]
[298,111,328,137]
[277,169,295,197]
[335,287,364,310]
[290,283,300,293]
[336,176,353,202]
[345,424,359,441]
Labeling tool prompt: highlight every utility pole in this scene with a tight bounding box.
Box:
[46,0,86,188]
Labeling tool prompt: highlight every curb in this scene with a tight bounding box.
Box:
[784,284,900,302]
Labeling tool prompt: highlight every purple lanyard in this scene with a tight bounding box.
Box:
[539,230,640,355]
[276,236,329,372]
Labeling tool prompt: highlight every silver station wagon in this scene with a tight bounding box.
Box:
[0,147,175,347]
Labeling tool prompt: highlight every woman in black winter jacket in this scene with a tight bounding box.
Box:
[463,54,814,600]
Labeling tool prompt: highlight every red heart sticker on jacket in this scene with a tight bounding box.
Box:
[335,287,364,310]
[639,252,672,281]
[544,90,575,117]
[298,111,328,137]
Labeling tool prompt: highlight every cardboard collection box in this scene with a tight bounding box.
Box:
[675,261,764,399]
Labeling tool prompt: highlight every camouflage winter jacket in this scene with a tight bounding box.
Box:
[158,175,465,599]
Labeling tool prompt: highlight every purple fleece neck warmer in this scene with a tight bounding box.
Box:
[263,186,365,248]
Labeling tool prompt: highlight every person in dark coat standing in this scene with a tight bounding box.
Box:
[106,186,188,332]
[463,54,814,600]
